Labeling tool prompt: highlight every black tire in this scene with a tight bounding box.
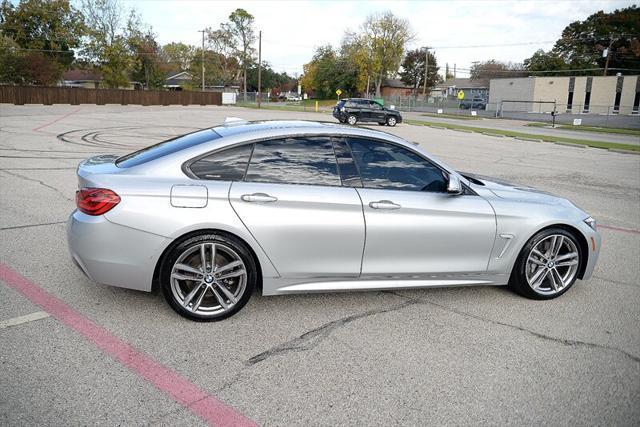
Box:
[160,232,258,321]
[386,116,397,127]
[347,114,357,125]
[509,227,583,300]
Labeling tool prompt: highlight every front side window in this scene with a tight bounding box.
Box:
[245,137,341,186]
[371,101,383,110]
[189,144,253,180]
[348,138,447,192]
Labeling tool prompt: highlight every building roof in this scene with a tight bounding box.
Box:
[435,78,489,89]
[382,78,412,89]
[62,69,102,82]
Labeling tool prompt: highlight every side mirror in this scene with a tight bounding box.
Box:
[447,174,463,195]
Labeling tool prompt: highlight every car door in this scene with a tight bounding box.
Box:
[369,101,387,123]
[356,100,373,121]
[229,136,365,278]
[347,137,496,276]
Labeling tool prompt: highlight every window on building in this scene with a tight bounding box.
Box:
[583,92,591,113]
[566,92,574,112]
[633,92,640,114]
[613,92,622,114]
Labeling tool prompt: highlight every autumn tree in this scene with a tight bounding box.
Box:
[0,0,85,83]
[470,60,525,80]
[126,11,164,89]
[161,42,195,73]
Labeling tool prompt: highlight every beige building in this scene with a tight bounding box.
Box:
[488,75,640,115]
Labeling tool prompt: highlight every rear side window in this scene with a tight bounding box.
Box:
[245,137,341,186]
[332,138,362,187]
[348,138,447,192]
[189,144,253,181]
[116,129,221,168]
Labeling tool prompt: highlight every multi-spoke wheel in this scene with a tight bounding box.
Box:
[510,228,583,299]
[161,233,257,321]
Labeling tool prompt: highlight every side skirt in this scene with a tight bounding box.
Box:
[262,273,509,296]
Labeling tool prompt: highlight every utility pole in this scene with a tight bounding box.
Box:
[603,34,615,76]
[257,30,262,108]
[422,46,430,96]
[198,29,206,91]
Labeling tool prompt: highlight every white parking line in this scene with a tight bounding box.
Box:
[0,311,50,329]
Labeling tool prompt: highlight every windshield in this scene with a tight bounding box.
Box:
[116,129,221,168]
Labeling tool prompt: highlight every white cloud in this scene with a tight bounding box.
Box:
[123,0,636,76]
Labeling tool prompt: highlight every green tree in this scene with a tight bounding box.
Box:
[223,8,255,100]
[126,10,163,89]
[0,35,26,84]
[553,5,640,74]
[399,48,439,95]
[470,60,525,80]
[523,49,568,74]
[0,0,85,81]
[206,27,239,87]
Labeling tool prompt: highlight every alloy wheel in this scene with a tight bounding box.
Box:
[347,115,357,125]
[170,242,247,316]
[525,234,579,296]
[387,117,397,126]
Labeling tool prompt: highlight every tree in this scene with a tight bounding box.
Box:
[206,27,239,87]
[470,60,525,80]
[552,6,639,75]
[162,42,195,73]
[0,0,85,81]
[126,10,164,89]
[222,8,255,100]
[81,0,130,87]
[399,48,439,95]
[359,11,413,97]
[523,49,568,74]
[0,35,26,84]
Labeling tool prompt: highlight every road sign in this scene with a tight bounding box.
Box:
[457,90,465,100]
[336,89,342,96]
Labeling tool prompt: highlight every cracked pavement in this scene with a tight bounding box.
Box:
[1,105,638,425]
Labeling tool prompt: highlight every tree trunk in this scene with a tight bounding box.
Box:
[243,66,247,102]
[375,76,382,98]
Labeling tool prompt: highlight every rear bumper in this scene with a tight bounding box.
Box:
[67,211,171,292]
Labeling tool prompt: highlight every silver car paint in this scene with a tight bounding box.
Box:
[67,121,601,295]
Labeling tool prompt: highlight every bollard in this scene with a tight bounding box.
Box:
[315,100,318,112]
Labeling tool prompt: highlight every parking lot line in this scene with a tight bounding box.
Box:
[32,108,81,133]
[599,224,640,235]
[0,263,256,427]
[0,311,50,329]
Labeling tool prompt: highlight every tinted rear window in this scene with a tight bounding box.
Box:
[189,144,253,181]
[116,129,221,168]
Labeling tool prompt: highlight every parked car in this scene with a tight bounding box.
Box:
[287,95,301,102]
[460,97,487,110]
[68,120,600,321]
[333,98,402,126]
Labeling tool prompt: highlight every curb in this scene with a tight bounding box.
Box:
[452,128,474,133]
[481,132,504,137]
[514,136,543,142]
[554,142,588,148]
[608,148,640,155]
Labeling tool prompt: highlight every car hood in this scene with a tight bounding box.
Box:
[462,172,577,208]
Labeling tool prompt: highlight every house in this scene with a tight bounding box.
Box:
[164,71,194,90]
[381,78,414,97]
[431,78,489,100]
[488,75,640,114]
[61,69,103,89]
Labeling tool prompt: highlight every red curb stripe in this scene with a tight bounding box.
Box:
[599,224,640,235]
[0,263,256,427]
[32,108,81,132]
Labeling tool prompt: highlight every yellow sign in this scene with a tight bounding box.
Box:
[457,90,465,100]
[336,89,342,96]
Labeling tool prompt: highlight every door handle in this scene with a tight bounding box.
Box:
[241,193,278,203]
[369,200,401,210]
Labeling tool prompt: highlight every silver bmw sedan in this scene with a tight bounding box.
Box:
[67,120,601,321]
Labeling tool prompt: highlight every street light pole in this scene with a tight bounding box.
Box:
[257,30,262,108]
[422,46,430,96]
[198,30,206,91]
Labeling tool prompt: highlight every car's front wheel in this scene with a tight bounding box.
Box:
[160,232,257,321]
[347,114,357,125]
[386,116,397,127]
[509,228,583,300]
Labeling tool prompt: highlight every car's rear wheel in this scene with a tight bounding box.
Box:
[347,114,357,125]
[160,233,257,321]
[386,116,397,127]
[509,228,583,300]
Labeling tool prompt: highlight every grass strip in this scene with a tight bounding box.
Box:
[525,122,640,136]
[406,119,639,152]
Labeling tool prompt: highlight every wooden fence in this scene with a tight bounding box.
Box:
[0,86,222,106]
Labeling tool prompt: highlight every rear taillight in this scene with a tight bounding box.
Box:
[76,188,120,216]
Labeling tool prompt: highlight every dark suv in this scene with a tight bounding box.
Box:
[333,98,403,126]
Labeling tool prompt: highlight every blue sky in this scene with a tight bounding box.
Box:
[123,0,635,77]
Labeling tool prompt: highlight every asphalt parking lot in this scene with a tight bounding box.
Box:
[1,104,639,426]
